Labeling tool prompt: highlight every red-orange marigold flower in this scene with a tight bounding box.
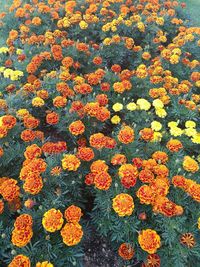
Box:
[61,222,83,246]
[69,120,85,136]
[180,233,196,248]
[138,229,161,254]
[64,205,83,223]
[118,125,134,144]
[94,171,112,190]
[42,208,64,232]
[118,243,134,260]
[8,254,31,267]
[62,154,81,171]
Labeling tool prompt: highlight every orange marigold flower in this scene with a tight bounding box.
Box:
[46,112,59,125]
[90,160,108,173]
[166,139,183,152]
[64,205,83,223]
[146,254,161,267]
[0,178,20,202]
[69,120,85,136]
[183,156,199,173]
[23,115,40,129]
[14,214,33,230]
[139,169,155,183]
[153,164,169,177]
[42,208,64,232]
[180,233,196,248]
[11,229,33,247]
[152,151,168,164]
[89,133,106,149]
[137,185,155,205]
[150,177,169,196]
[118,164,138,189]
[118,243,134,260]
[111,154,127,165]
[77,147,94,161]
[53,96,67,108]
[111,64,121,73]
[23,174,43,195]
[96,106,110,122]
[8,255,31,267]
[140,128,154,141]
[172,175,187,190]
[85,173,95,185]
[138,229,161,254]
[187,183,200,202]
[96,94,108,106]
[62,154,81,171]
[21,129,35,142]
[118,125,134,144]
[51,166,62,176]
[24,144,42,160]
[61,222,83,246]
[1,115,17,129]
[51,44,63,61]
[94,171,112,190]
[112,193,134,217]
[24,199,36,209]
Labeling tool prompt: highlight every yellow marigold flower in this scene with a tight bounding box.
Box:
[32,97,45,107]
[137,99,151,111]
[184,128,197,137]
[111,115,121,124]
[103,38,111,45]
[152,99,164,109]
[16,49,23,55]
[151,121,162,131]
[168,121,178,128]
[112,103,123,112]
[170,127,183,136]
[126,102,137,111]
[192,133,200,144]
[156,17,164,25]
[138,229,161,254]
[170,55,179,64]
[137,22,145,32]
[42,208,64,232]
[112,193,134,217]
[62,154,81,171]
[183,156,199,173]
[79,20,88,29]
[36,261,54,267]
[185,121,196,128]
[16,109,30,119]
[155,108,167,118]
[0,47,9,53]
[152,132,162,142]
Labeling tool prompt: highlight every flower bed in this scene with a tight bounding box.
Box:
[0,0,200,266]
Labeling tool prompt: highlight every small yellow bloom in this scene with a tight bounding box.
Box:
[191,133,200,144]
[185,121,196,128]
[184,128,197,137]
[36,261,54,267]
[126,102,137,111]
[152,99,164,109]
[79,21,88,29]
[155,108,167,118]
[170,127,183,137]
[168,121,178,128]
[32,97,45,107]
[137,99,151,111]
[111,115,121,124]
[151,121,162,131]
[152,132,162,142]
[16,49,23,55]
[112,103,123,112]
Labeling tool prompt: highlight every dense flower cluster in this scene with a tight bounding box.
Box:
[0,0,200,266]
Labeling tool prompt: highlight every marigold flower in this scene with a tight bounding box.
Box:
[61,222,83,246]
[138,229,161,254]
[112,193,134,217]
[46,112,59,125]
[36,262,54,267]
[166,139,183,152]
[183,156,199,173]
[137,185,155,205]
[62,154,81,171]
[24,144,42,160]
[21,129,35,142]
[77,147,94,161]
[12,229,33,247]
[8,255,31,267]
[118,243,134,260]
[118,125,134,144]
[94,171,112,190]
[119,164,138,188]
[42,208,64,232]
[111,154,127,165]
[139,169,155,183]
[180,233,196,248]
[0,178,20,201]
[69,120,85,135]
[64,205,82,223]
[89,133,106,149]
[23,174,43,195]
[140,128,154,141]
